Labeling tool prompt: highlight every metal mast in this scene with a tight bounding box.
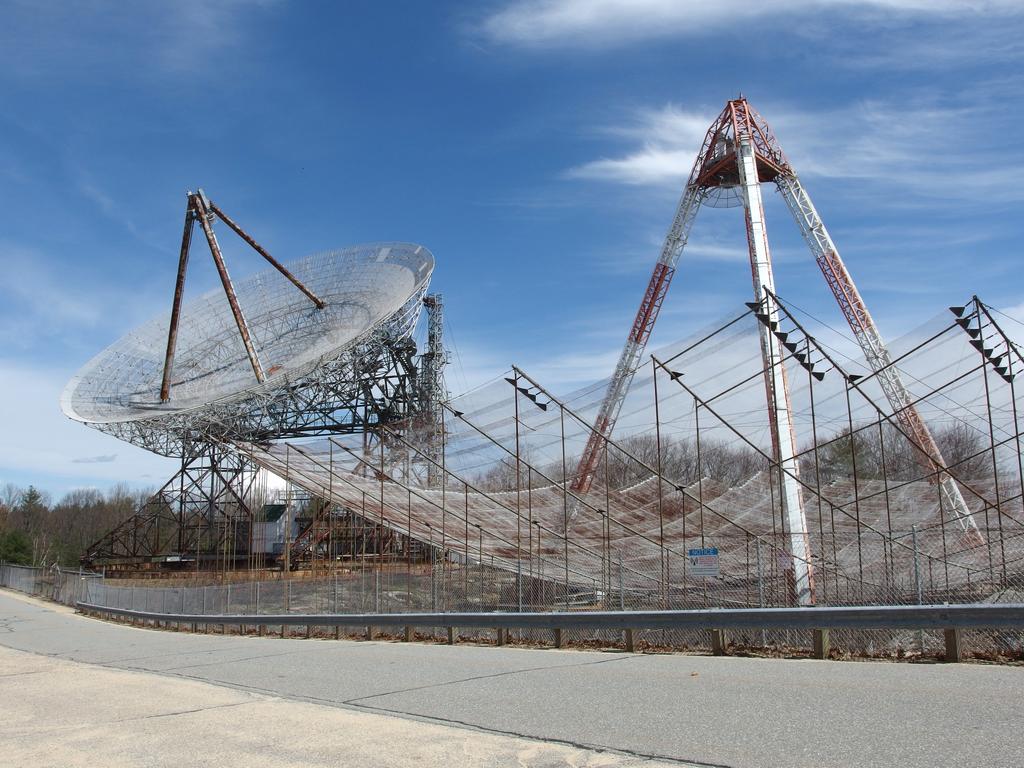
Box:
[419,294,448,487]
[568,155,708,496]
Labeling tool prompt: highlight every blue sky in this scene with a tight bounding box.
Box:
[1,0,1022,496]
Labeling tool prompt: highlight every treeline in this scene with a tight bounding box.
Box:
[0,484,149,568]
[474,422,996,492]
[804,422,993,483]
[474,436,768,492]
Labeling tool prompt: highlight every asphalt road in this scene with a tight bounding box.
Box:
[1,590,1020,767]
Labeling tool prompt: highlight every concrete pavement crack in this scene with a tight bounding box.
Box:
[133,700,253,721]
[112,667,721,768]
[339,653,644,705]
[108,649,304,672]
[342,700,728,768]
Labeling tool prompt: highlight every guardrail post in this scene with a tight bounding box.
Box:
[306,624,312,639]
[366,624,373,640]
[624,628,635,653]
[334,625,341,640]
[812,629,831,660]
[554,628,563,648]
[711,628,728,656]
[404,625,412,642]
[447,626,455,645]
[944,628,962,663]
[258,624,266,637]
[495,628,505,646]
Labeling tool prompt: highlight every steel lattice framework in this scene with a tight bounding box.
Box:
[68,191,441,568]
[570,97,980,606]
[62,241,433,456]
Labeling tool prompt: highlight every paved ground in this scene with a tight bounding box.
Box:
[0,591,1021,767]
[0,643,676,768]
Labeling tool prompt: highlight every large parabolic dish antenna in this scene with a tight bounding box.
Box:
[61,242,434,454]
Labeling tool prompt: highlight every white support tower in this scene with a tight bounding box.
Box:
[735,125,813,605]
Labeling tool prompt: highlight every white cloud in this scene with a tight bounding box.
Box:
[0,244,105,347]
[0,243,153,354]
[72,454,117,464]
[564,104,713,186]
[567,145,694,187]
[563,98,1024,203]
[0,0,279,81]
[0,361,174,493]
[480,0,1022,48]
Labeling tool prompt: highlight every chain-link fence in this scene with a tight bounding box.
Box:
[0,563,101,607]
[1,561,1010,660]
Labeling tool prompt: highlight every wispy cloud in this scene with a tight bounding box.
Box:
[0,361,173,491]
[0,242,164,354]
[0,245,104,333]
[479,0,1022,49]
[0,0,279,81]
[72,454,117,464]
[561,103,713,188]
[562,98,1024,204]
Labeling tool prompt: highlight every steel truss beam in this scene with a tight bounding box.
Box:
[775,176,979,536]
[81,448,257,568]
[97,290,427,457]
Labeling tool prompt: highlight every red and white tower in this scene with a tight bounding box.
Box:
[571,97,980,606]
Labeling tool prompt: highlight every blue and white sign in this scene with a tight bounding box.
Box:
[688,547,720,578]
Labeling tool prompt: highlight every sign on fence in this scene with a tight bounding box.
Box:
[688,547,720,578]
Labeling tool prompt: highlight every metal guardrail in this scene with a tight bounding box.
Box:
[77,602,1024,661]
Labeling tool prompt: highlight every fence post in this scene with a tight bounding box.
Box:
[812,629,830,659]
[944,628,963,663]
[711,628,728,656]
